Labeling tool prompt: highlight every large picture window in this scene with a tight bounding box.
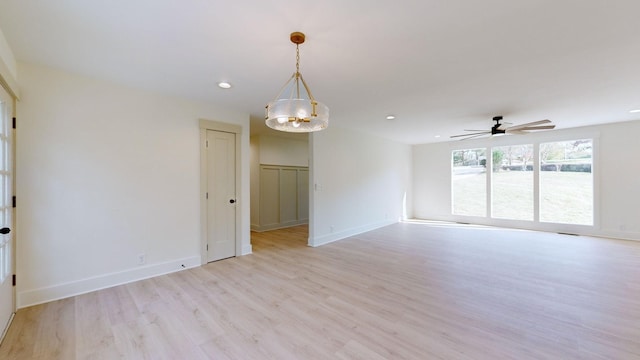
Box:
[452,148,486,217]
[539,139,593,225]
[491,145,534,220]
[451,139,594,226]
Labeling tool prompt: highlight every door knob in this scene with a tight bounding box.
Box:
[229,199,236,204]
[0,227,10,234]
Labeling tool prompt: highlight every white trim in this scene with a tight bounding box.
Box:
[0,84,14,338]
[533,144,540,223]
[0,312,14,344]
[309,220,397,247]
[17,256,200,309]
[0,28,19,99]
[0,60,19,100]
[241,244,253,255]
[199,119,241,134]
[591,136,601,230]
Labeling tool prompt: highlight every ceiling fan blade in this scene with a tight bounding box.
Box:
[506,119,551,131]
[450,131,490,138]
[463,129,488,132]
[496,121,512,130]
[461,133,491,140]
[452,118,553,139]
[509,125,556,131]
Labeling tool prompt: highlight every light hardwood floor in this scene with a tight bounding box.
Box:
[1,222,640,359]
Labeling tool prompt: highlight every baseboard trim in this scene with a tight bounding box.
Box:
[17,256,201,309]
[310,220,396,247]
[594,229,640,242]
[251,220,309,233]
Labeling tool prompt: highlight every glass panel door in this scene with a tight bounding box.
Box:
[0,85,14,339]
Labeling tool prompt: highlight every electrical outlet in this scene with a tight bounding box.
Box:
[137,253,146,265]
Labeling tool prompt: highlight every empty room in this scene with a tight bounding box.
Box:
[1,1,639,359]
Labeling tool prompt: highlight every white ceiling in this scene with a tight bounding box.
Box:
[1,0,639,144]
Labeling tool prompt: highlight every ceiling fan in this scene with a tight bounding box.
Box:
[451,116,555,140]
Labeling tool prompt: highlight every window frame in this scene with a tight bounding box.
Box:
[449,132,599,232]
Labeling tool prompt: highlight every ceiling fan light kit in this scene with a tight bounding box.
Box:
[265,32,329,133]
[451,115,556,140]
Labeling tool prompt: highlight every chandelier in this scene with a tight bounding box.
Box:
[265,32,329,132]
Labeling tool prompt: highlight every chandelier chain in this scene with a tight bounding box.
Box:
[296,44,300,74]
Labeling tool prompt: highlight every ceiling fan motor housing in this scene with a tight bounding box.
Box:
[491,116,506,135]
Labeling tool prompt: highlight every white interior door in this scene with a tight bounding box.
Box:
[0,85,14,341]
[206,130,236,262]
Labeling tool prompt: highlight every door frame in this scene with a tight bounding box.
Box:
[199,119,242,265]
[0,86,16,344]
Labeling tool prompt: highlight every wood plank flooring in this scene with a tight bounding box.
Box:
[1,222,640,359]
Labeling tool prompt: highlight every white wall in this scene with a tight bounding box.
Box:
[309,126,412,246]
[16,62,250,307]
[256,135,309,167]
[413,120,640,241]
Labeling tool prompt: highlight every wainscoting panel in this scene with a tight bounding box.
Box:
[256,165,309,231]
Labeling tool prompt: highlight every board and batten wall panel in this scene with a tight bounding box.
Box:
[259,167,281,227]
[280,168,298,224]
[250,134,310,231]
[256,165,309,231]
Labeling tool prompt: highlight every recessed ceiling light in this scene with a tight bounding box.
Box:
[435,135,441,138]
[630,109,640,113]
[218,82,231,89]
[386,115,396,120]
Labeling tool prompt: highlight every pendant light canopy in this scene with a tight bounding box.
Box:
[265,32,329,132]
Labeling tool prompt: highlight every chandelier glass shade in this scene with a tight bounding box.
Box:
[265,32,329,132]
